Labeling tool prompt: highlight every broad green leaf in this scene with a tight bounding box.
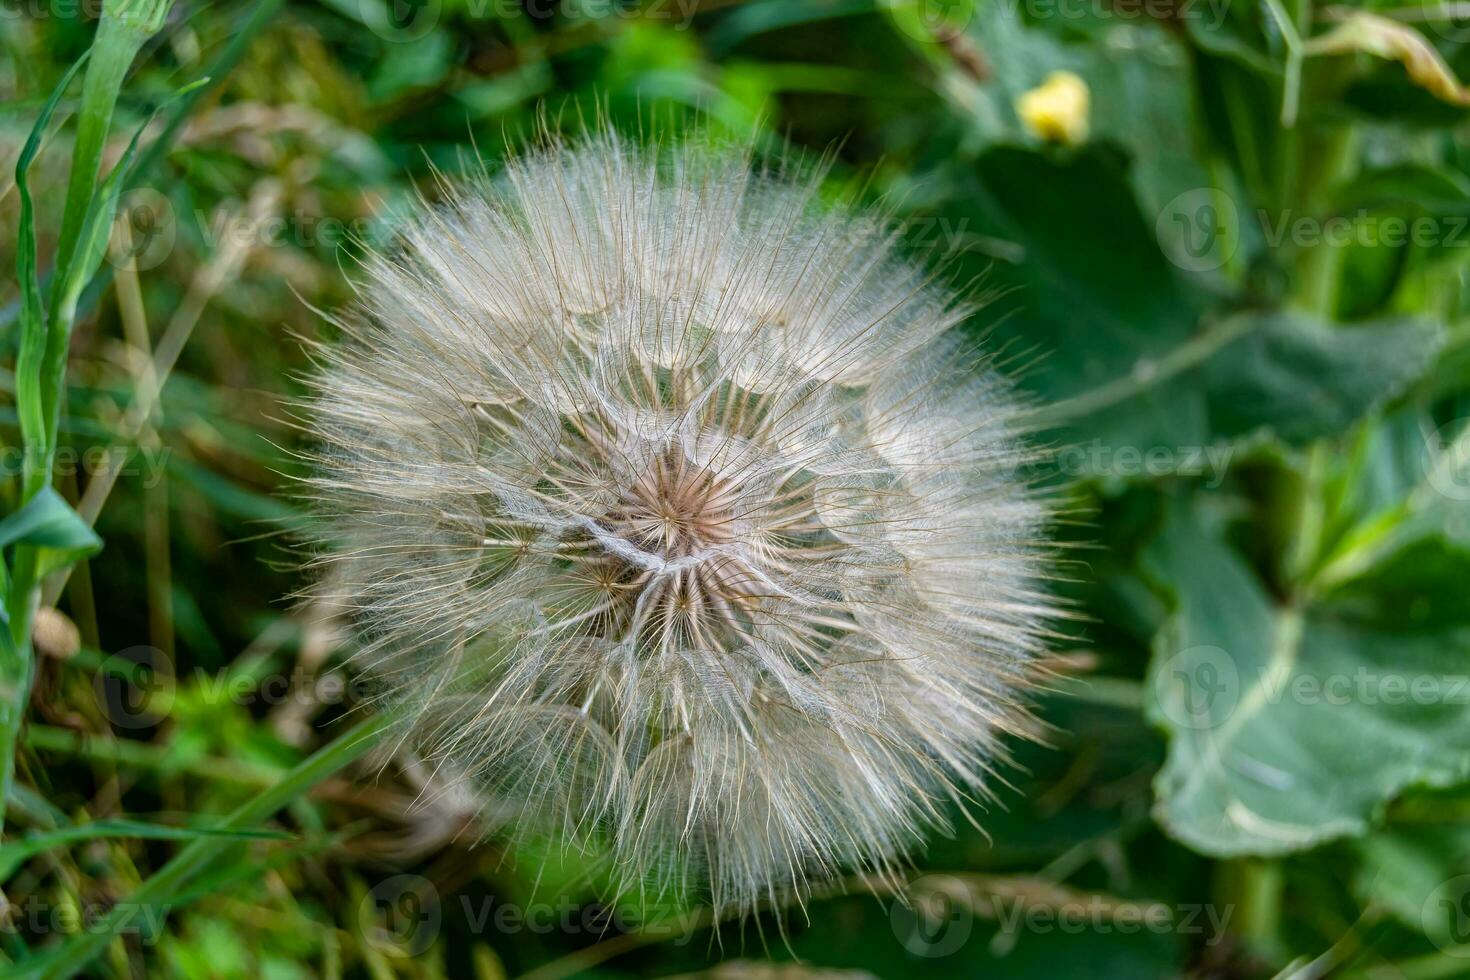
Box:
[1144,498,1470,856]
[1315,415,1470,591]
[1198,312,1443,445]
[956,144,1206,445]
[949,4,1213,223]
[955,147,1441,459]
[1335,164,1470,214]
[1326,537,1470,631]
[0,487,102,559]
[1354,808,1470,938]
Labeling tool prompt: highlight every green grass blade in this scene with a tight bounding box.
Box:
[47,0,174,305]
[3,783,68,831]
[0,0,285,335]
[0,50,92,837]
[0,487,102,556]
[52,76,209,365]
[2,0,174,847]
[0,820,293,881]
[13,713,392,979]
[12,53,89,496]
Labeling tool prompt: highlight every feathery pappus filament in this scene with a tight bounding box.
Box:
[302,132,1054,916]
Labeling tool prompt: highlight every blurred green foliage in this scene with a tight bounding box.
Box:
[4,0,1470,977]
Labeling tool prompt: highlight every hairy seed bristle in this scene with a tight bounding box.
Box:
[301,131,1055,917]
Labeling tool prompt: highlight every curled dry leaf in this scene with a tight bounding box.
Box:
[1307,11,1470,106]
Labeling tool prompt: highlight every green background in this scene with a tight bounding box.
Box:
[5,0,1470,976]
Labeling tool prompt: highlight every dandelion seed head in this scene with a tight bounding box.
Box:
[304,132,1054,916]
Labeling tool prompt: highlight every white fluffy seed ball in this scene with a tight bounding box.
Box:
[304,133,1053,915]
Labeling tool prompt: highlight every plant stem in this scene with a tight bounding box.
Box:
[1292,125,1360,317]
[1215,858,1287,966]
[0,0,174,840]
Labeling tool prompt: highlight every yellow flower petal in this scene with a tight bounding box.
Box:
[1016,70,1091,147]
